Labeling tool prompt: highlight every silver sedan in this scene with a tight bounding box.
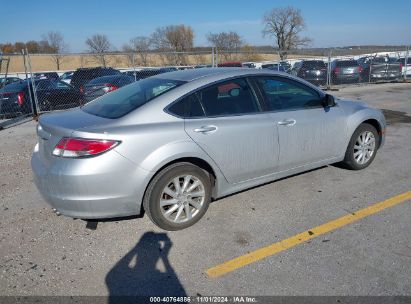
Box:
[31,68,386,230]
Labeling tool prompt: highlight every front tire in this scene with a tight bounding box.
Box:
[342,123,379,170]
[143,162,211,231]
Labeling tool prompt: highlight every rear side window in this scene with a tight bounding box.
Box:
[255,77,322,111]
[168,93,205,118]
[197,78,259,117]
[82,78,184,119]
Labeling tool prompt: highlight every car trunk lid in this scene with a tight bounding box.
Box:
[84,84,109,102]
[36,108,113,164]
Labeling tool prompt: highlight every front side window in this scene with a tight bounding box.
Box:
[82,78,185,119]
[197,78,259,117]
[255,77,322,111]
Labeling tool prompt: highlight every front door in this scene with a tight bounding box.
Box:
[254,76,347,171]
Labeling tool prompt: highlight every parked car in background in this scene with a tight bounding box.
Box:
[331,59,362,84]
[32,68,385,230]
[70,67,121,93]
[0,79,83,116]
[279,61,292,72]
[123,69,163,80]
[158,67,179,73]
[357,56,401,82]
[218,62,244,67]
[0,76,21,89]
[261,63,286,72]
[83,74,134,103]
[59,71,74,84]
[291,60,327,86]
[33,72,59,80]
[194,64,213,69]
[242,62,256,68]
[396,57,411,77]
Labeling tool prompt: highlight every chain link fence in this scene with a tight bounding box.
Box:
[0,46,409,128]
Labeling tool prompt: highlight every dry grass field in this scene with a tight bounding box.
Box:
[5,52,318,73]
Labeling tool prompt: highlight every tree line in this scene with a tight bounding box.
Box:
[1,6,310,69]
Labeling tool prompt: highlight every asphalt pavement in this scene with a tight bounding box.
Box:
[0,82,410,297]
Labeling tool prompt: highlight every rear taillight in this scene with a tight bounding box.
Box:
[358,66,363,73]
[80,86,84,94]
[334,67,341,74]
[102,83,119,93]
[17,92,24,105]
[400,63,404,70]
[52,137,120,158]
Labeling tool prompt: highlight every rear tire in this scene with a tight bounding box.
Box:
[342,123,379,170]
[143,162,211,231]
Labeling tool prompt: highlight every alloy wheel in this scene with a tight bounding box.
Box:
[353,131,376,165]
[159,175,205,224]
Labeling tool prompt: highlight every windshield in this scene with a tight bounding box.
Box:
[82,77,185,119]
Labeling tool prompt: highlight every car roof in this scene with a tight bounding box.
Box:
[152,67,271,82]
[148,67,325,98]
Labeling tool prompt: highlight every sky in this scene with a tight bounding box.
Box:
[1,0,410,52]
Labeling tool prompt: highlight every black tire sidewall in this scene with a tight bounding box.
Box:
[344,123,379,170]
[143,163,211,231]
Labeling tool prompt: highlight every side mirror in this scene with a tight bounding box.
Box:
[322,94,335,107]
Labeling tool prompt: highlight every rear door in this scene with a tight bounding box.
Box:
[254,76,347,171]
[181,77,279,184]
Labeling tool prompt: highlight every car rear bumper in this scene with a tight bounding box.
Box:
[0,100,21,115]
[31,146,151,219]
[332,74,360,83]
[370,73,401,80]
[304,78,327,85]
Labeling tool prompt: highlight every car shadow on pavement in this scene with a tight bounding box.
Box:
[106,231,186,301]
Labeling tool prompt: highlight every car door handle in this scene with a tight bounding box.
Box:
[193,125,218,133]
[278,119,296,126]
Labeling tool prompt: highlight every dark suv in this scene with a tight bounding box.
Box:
[291,60,327,86]
[70,67,121,92]
[331,60,361,84]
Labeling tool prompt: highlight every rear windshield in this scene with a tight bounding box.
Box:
[88,75,122,85]
[0,80,27,92]
[335,60,358,67]
[82,77,185,119]
[302,61,326,68]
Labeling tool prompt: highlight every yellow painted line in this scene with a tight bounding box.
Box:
[206,190,411,278]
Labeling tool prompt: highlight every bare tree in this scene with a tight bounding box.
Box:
[42,32,68,70]
[25,41,40,53]
[85,34,112,67]
[262,6,311,60]
[207,31,243,61]
[151,25,194,65]
[123,36,152,66]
